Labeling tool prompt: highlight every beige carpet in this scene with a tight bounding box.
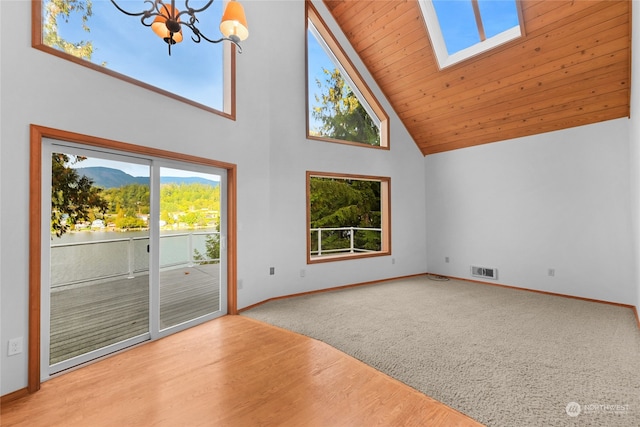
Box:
[242,276,640,427]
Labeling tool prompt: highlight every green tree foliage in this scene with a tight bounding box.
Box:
[43,0,95,60]
[114,215,146,230]
[51,153,108,237]
[309,177,381,253]
[312,68,380,146]
[103,184,150,217]
[181,211,208,228]
[161,183,220,212]
[52,163,220,234]
[101,182,219,230]
[193,223,221,264]
[102,183,148,230]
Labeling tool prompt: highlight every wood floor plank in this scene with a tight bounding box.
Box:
[1,316,483,427]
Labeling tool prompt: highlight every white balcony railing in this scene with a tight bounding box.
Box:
[310,226,382,256]
[50,231,220,288]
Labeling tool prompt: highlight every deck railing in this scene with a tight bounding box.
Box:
[310,226,382,256]
[50,231,220,288]
[52,226,378,287]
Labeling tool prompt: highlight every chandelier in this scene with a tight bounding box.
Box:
[110,0,249,56]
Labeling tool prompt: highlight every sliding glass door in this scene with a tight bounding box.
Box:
[42,141,227,377]
[157,164,226,333]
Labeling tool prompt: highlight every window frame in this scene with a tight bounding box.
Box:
[32,0,237,120]
[306,171,391,264]
[418,0,526,70]
[305,1,389,149]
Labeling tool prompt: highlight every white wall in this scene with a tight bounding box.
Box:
[630,0,640,313]
[0,0,427,395]
[425,118,635,305]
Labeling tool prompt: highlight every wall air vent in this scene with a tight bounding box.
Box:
[471,266,498,280]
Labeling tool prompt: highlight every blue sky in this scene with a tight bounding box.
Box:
[69,155,221,180]
[54,0,225,110]
[307,28,336,133]
[433,0,519,55]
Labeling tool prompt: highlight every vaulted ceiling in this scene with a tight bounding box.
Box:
[324,0,631,155]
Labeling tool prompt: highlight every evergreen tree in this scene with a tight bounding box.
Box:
[309,177,381,253]
[193,223,221,264]
[312,68,380,146]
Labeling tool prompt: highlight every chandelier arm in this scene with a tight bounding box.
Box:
[185,13,199,28]
[188,25,203,43]
[182,0,215,16]
[189,27,243,53]
[110,0,156,17]
[110,0,245,55]
[110,0,169,27]
[173,0,214,23]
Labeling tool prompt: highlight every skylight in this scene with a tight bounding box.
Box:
[418,0,524,69]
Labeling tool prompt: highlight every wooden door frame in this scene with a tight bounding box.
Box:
[29,124,238,393]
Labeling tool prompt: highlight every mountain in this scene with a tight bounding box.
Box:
[75,167,148,188]
[75,167,219,189]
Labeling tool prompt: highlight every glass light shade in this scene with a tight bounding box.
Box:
[220,1,249,41]
[151,5,183,44]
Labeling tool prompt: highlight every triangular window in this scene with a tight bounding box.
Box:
[306,3,388,148]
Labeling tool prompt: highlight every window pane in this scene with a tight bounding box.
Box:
[432,0,480,54]
[49,154,150,367]
[42,0,225,110]
[158,167,222,329]
[419,0,523,68]
[307,27,381,146]
[478,0,519,39]
[308,174,389,261]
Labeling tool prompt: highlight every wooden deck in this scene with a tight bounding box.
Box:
[2,316,484,427]
[50,264,220,365]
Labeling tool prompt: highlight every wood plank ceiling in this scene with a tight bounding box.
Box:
[323,0,631,156]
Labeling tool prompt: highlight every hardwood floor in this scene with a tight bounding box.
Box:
[1,315,483,427]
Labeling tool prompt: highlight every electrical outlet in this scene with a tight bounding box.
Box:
[445,257,450,263]
[269,267,275,275]
[548,268,555,277]
[391,258,396,264]
[8,337,23,356]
